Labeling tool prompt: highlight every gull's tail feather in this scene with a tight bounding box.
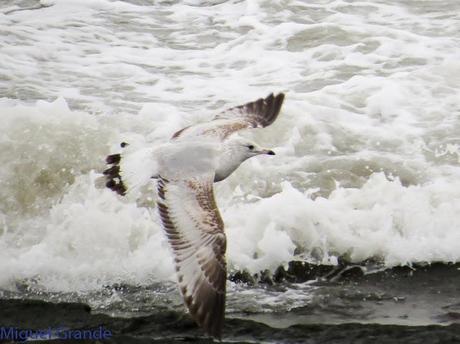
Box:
[104,154,126,195]
[104,143,158,197]
[106,153,121,165]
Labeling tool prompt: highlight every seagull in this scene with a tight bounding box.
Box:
[103,93,285,339]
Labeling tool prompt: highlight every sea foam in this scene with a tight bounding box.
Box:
[0,96,459,292]
[0,0,459,292]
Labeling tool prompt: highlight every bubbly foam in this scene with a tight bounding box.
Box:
[0,0,459,292]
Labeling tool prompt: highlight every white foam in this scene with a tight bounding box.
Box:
[0,98,175,291]
[224,173,460,273]
[1,0,460,292]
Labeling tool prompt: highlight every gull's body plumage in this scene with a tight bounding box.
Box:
[104,93,285,339]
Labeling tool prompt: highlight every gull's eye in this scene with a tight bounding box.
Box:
[247,145,254,150]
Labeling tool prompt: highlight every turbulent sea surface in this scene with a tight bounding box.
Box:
[1,0,460,343]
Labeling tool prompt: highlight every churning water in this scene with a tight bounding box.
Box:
[0,0,459,326]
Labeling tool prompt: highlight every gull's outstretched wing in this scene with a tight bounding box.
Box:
[104,145,158,197]
[172,93,285,141]
[157,175,226,339]
[215,92,285,128]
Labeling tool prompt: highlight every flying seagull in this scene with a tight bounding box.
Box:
[103,93,285,339]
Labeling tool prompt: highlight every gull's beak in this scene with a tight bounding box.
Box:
[258,149,275,155]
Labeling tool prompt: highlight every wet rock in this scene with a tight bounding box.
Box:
[258,269,273,285]
[232,261,460,288]
[334,265,366,281]
[284,261,336,283]
[273,265,288,283]
[229,270,255,285]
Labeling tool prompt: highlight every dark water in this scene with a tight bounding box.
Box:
[1,298,460,344]
[2,263,460,343]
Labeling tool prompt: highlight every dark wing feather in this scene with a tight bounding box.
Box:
[172,93,285,141]
[157,175,226,339]
[216,92,284,128]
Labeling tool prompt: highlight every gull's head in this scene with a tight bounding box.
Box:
[227,137,275,161]
[215,137,275,181]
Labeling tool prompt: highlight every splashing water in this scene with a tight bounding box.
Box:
[0,1,459,301]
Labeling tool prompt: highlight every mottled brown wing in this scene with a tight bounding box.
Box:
[157,175,226,339]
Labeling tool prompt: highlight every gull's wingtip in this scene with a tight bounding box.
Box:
[259,91,285,127]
